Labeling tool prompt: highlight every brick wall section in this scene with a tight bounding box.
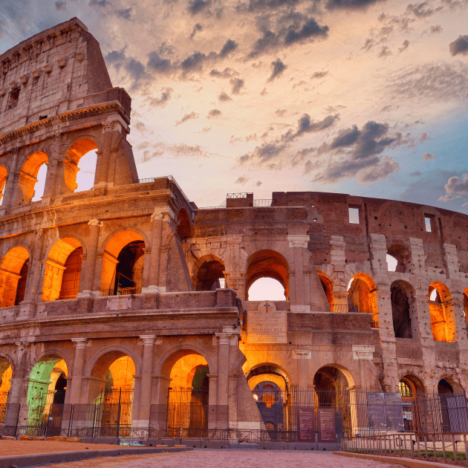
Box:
[434,341,460,364]
[395,338,424,360]
[288,312,372,331]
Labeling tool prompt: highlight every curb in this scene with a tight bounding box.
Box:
[0,446,191,468]
[334,450,459,468]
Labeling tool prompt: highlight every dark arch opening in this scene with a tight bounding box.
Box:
[195,260,225,291]
[58,247,83,300]
[391,281,413,339]
[114,241,145,295]
[387,244,410,273]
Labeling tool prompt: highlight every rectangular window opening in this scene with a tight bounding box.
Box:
[7,88,20,110]
[425,216,433,233]
[349,207,360,224]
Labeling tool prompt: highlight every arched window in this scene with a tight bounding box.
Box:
[16,151,48,205]
[429,283,456,342]
[0,246,30,308]
[348,274,379,327]
[386,254,398,272]
[0,166,7,206]
[42,238,83,302]
[100,230,146,296]
[64,139,98,193]
[248,277,286,300]
[318,272,334,311]
[193,256,225,291]
[246,250,289,300]
[391,280,414,339]
[387,244,410,273]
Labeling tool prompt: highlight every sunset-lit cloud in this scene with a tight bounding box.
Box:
[1,0,468,211]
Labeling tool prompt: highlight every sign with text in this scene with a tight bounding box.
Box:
[367,392,404,431]
[318,408,336,442]
[247,302,287,344]
[297,407,315,442]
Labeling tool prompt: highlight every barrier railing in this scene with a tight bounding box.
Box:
[342,433,468,464]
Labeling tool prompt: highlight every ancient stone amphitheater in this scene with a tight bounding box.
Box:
[0,17,467,443]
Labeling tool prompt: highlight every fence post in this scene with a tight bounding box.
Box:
[452,433,458,465]
[68,405,74,437]
[442,434,446,463]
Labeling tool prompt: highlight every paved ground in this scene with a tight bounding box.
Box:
[46,449,404,468]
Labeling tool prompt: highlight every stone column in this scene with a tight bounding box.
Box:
[207,374,218,429]
[95,120,117,186]
[137,335,156,427]
[216,331,232,429]
[69,338,88,405]
[0,147,19,213]
[20,229,46,319]
[142,212,165,293]
[4,378,23,427]
[78,219,103,296]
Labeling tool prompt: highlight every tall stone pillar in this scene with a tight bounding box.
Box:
[69,338,88,405]
[137,335,156,427]
[20,229,46,319]
[95,120,119,186]
[207,374,218,429]
[142,212,165,293]
[0,147,19,213]
[216,331,232,429]
[78,219,103,296]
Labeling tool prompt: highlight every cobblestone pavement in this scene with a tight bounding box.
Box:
[48,449,403,468]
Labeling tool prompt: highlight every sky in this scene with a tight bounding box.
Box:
[1,0,468,211]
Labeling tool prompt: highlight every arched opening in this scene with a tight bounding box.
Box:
[438,378,455,433]
[42,238,83,302]
[318,272,334,311]
[246,364,290,432]
[16,151,48,205]
[428,283,456,342]
[177,209,191,240]
[0,358,12,423]
[100,230,145,296]
[347,274,379,327]
[89,351,136,429]
[161,350,210,436]
[398,376,424,431]
[314,365,354,436]
[245,250,289,301]
[64,139,98,193]
[193,255,225,291]
[0,166,7,206]
[26,356,68,432]
[0,246,30,307]
[391,280,414,339]
[248,278,286,300]
[387,244,410,273]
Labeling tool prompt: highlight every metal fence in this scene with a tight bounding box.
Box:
[342,432,468,464]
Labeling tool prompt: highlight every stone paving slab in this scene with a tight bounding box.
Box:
[44,448,405,468]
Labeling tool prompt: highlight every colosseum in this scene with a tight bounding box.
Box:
[0,17,467,446]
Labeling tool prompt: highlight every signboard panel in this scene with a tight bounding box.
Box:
[247,303,287,344]
[297,407,315,442]
[367,392,387,430]
[447,395,468,432]
[385,393,404,432]
[318,408,336,442]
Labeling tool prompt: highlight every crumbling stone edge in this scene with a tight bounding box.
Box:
[0,446,192,468]
[334,450,458,468]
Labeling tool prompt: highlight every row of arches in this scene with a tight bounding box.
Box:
[0,138,97,207]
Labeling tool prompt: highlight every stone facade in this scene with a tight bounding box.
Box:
[0,18,467,434]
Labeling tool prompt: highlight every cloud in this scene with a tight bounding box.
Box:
[422,152,436,160]
[117,7,132,20]
[419,132,430,142]
[398,40,409,53]
[378,46,391,58]
[268,58,287,81]
[188,0,211,15]
[410,171,422,176]
[255,181,263,186]
[325,0,385,10]
[357,155,399,183]
[406,2,440,17]
[312,120,410,183]
[387,62,468,102]
[235,175,250,185]
[275,109,287,116]
[444,174,468,195]
[230,78,245,94]
[427,25,442,34]
[148,88,173,107]
[55,0,66,11]
[190,23,203,39]
[139,142,208,162]
[311,71,328,79]
[210,68,237,78]
[147,51,173,74]
[89,0,108,6]
[176,111,199,126]
[218,91,232,101]
[449,35,468,56]
[208,109,222,117]
[219,39,238,58]
[284,18,329,45]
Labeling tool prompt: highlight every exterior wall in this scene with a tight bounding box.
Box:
[0,19,467,433]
